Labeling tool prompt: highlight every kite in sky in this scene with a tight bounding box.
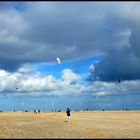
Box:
[56,57,61,64]
[118,79,122,83]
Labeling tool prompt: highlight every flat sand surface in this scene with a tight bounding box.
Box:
[0,111,140,138]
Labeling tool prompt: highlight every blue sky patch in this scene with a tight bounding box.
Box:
[14,2,27,11]
[36,55,102,79]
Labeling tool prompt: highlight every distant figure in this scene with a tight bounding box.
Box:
[38,110,40,114]
[34,110,37,114]
[66,108,71,122]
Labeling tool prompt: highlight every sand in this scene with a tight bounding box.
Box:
[0,110,140,138]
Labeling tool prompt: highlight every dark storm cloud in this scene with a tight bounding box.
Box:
[0,2,140,82]
[0,2,107,71]
[86,2,140,81]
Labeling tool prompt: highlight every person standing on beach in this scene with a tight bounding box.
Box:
[66,108,71,122]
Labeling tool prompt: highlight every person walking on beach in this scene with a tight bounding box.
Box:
[38,110,40,114]
[66,108,71,122]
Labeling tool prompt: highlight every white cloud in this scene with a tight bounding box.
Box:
[0,64,140,97]
[0,69,18,92]
[61,69,80,83]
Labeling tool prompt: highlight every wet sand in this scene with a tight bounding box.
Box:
[0,110,140,138]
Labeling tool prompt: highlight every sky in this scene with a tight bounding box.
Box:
[0,2,140,111]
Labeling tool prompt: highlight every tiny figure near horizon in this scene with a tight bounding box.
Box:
[66,108,71,122]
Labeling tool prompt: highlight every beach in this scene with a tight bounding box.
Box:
[0,110,140,138]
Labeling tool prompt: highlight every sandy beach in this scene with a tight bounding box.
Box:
[0,110,140,138]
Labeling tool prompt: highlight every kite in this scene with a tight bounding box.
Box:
[16,87,18,92]
[118,79,122,83]
[56,57,61,64]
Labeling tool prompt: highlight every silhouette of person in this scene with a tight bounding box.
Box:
[38,110,40,114]
[66,108,71,122]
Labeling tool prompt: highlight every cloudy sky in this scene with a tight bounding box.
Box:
[0,2,140,111]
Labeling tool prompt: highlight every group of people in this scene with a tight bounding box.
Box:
[33,108,71,122]
[34,108,71,122]
[34,110,40,114]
